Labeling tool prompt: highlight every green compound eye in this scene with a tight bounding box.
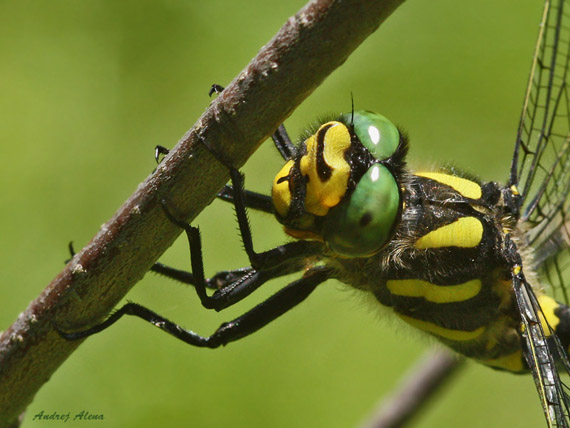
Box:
[341,111,400,160]
[322,163,400,257]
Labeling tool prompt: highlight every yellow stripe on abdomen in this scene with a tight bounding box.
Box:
[415,172,482,199]
[397,313,485,341]
[387,278,482,303]
[414,217,483,249]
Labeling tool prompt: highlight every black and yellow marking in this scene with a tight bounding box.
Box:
[386,278,482,303]
[271,116,404,251]
[415,171,483,200]
[272,121,354,224]
[272,159,295,218]
[396,313,486,341]
[358,170,532,365]
[271,122,570,374]
[274,131,509,354]
[414,216,484,249]
[299,122,352,217]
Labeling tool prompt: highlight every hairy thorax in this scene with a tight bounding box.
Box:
[325,172,527,369]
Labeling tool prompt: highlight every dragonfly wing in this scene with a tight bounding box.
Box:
[513,271,570,427]
[510,0,570,301]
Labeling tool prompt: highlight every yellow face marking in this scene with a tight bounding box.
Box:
[510,184,520,196]
[397,313,485,341]
[299,122,351,216]
[414,217,483,249]
[386,278,482,303]
[537,294,561,336]
[415,172,482,200]
[272,160,295,218]
[482,350,524,372]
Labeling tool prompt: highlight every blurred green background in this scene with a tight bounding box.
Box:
[0,0,549,427]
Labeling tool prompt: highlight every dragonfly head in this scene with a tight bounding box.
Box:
[272,111,405,257]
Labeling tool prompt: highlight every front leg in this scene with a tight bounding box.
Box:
[227,168,274,270]
[151,260,306,312]
[224,168,324,271]
[161,201,320,310]
[217,186,274,214]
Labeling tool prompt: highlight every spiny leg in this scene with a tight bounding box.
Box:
[150,263,251,291]
[68,234,244,304]
[150,258,307,311]
[149,159,317,309]
[149,82,305,303]
[151,131,273,293]
[160,201,321,310]
[227,168,270,269]
[203,166,310,270]
[271,124,295,160]
[58,216,318,343]
[149,171,284,300]
[66,213,293,313]
[216,186,273,214]
[59,266,331,347]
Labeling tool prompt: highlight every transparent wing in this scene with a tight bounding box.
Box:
[509,0,570,302]
[509,1,570,426]
[514,274,570,428]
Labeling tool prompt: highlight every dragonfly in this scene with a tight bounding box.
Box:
[58,0,570,425]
